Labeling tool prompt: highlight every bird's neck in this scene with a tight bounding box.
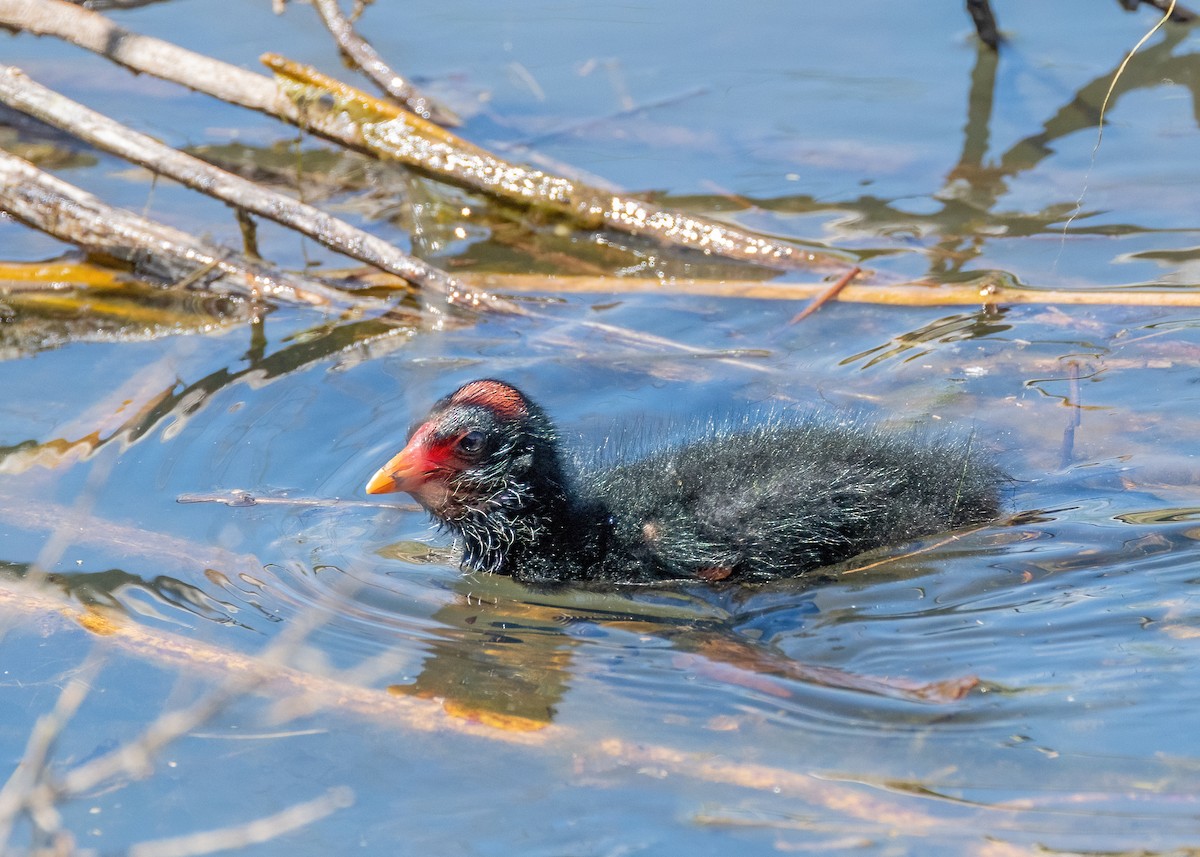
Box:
[451,444,595,581]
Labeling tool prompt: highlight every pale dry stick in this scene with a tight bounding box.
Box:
[308,0,460,126]
[176,490,418,511]
[0,150,357,309]
[0,0,291,124]
[0,0,851,375]
[0,487,444,735]
[1139,0,1195,16]
[56,672,261,799]
[0,70,770,370]
[543,317,774,374]
[0,66,492,311]
[455,272,1200,306]
[837,525,995,576]
[265,640,415,725]
[0,580,550,746]
[593,739,945,834]
[127,786,354,857]
[0,655,103,850]
[0,0,849,275]
[502,85,710,152]
[0,593,353,850]
[67,0,165,9]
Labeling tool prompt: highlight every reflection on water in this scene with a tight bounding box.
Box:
[1117,505,1200,524]
[841,308,1013,368]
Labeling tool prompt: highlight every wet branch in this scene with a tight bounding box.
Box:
[0,148,360,308]
[267,55,852,274]
[0,65,502,310]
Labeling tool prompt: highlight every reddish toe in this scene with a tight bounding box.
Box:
[366,379,1004,585]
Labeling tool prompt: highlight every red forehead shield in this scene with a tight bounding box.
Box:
[448,380,528,420]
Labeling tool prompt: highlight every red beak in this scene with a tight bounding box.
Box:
[365,435,433,495]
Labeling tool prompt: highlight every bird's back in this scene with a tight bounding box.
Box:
[581,417,1003,583]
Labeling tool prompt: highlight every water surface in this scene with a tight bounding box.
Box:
[2,1,1200,854]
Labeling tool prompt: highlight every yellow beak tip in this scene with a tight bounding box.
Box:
[365,470,397,495]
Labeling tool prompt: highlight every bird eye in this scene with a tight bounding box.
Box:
[456,430,486,459]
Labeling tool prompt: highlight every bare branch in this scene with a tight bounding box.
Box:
[0,578,548,746]
[0,149,360,308]
[0,579,967,837]
[0,585,353,853]
[268,55,851,274]
[0,0,293,120]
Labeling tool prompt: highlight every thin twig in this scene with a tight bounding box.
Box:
[838,525,993,576]
[501,85,709,151]
[0,582,354,850]
[1062,0,1181,238]
[1131,0,1195,21]
[787,264,861,324]
[175,490,417,510]
[309,0,459,126]
[592,739,944,833]
[448,271,1200,306]
[563,317,774,374]
[126,786,354,857]
[56,584,350,799]
[56,683,251,798]
[0,579,551,745]
[0,489,266,579]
